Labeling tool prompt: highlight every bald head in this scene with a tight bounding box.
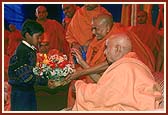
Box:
[35,5,48,21]
[105,33,132,64]
[9,24,16,32]
[92,13,113,40]
[94,13,113,27]
[84,4,98,11]
[36,6,47,12]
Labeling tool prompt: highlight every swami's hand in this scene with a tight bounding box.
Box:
[71,48,85,66]
[61,72,79,86]
[63,72,79,82]
[61,74,73,86]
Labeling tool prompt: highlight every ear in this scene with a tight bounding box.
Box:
[112,44,122,61]
[25,32,31,39]
[117,44,127,60]
[114,44,121,55]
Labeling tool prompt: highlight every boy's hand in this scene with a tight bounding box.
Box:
[48,79,56,89]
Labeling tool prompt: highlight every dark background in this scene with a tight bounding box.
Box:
[4,4,161,31]
[4,4,122,30]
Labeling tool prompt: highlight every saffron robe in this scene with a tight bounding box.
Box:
[73,52,162,111]
[130,24,161,61]
[127,30,156,72]
[67,23,125,107]
[37,19,70,56]
[67,24,156,108]
[66,5,110,47]
[7,30,22,57]
[4,30,10,55]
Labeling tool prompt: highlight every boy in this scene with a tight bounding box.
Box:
[8,19,44,111]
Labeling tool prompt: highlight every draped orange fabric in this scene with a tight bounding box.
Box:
[4,54,10,81]
[121,4,132,26]
[63,17,72,31]
[156,28,164,72]
[37,19,70,56]
[67,80,77,108]
[66,5,110,46]
[7,30,22,57]
[127,30,156,72]
[4,30,10,55]
[72,52,162,111]
[130,24,161,68]
[156,4,164,29]
[63,6,80,31]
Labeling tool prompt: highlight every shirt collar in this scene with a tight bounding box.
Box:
[22,40,37,51]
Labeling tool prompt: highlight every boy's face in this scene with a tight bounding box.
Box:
[26,32,43,47]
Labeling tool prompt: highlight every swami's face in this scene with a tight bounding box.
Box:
[35,6,48,20]
[91,19,109,40]
[137,11,147,24]
[104,39,116,64]
[62,4,76,18]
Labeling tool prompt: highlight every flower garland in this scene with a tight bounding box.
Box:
[33,51,75,82]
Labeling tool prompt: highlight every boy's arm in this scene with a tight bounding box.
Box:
[8,50,42,87]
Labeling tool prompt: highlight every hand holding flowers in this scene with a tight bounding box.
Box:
[33,50,75,88]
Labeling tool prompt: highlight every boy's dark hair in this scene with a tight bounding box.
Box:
[21,19,44,38]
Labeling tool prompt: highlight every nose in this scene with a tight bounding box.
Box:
[38,12,43,16]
